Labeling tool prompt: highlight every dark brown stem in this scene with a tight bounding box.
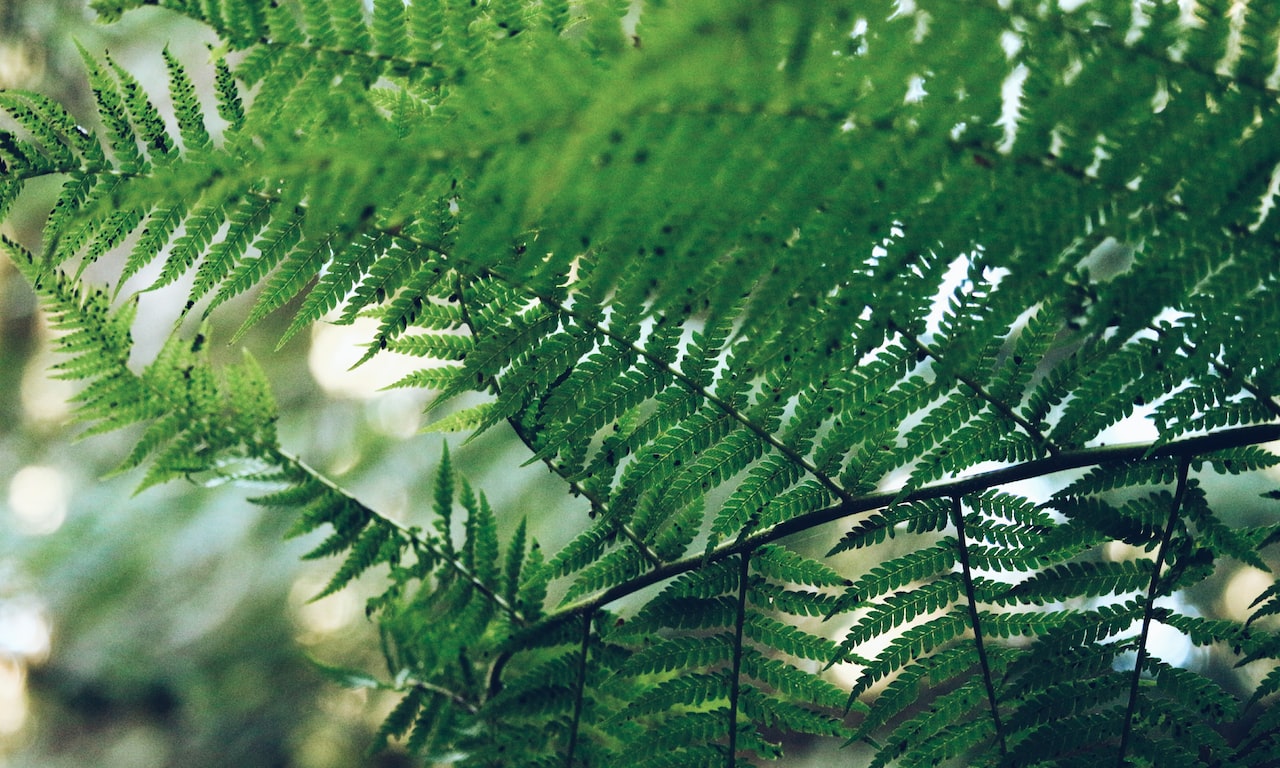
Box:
[951,495,1007,756]
[563,612,593,768]
[726,552,752,767]
[1116,455,1192,766]
[544,424,1280,624]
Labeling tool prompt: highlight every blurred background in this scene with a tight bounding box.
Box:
[0,3,572,766]
[1,3,1278,768]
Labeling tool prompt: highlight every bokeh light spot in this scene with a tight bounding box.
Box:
[7,465,68,536]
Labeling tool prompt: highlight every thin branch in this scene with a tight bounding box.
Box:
[505,409,662,568]
[726,551,752,768]
[1211,359,1280,420]
[407,677,480,716]
[512,276,857,507]
[276,449,526,624]
[895,325,1060,457]
[563,611,593,768]
[951,494,1008,757]
[1117,455,1192,766]
[451,273,662,568]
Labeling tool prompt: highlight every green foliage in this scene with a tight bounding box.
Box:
[4,0,1280,765]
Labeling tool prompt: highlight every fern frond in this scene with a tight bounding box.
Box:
[1002,560,1155,606]
[868,681,992,768]
[314,520,400,600]
[12,0,1280,764]
[739,648,846,710]
[850,612,969,699]
[838,576,963,654]
[163,47,211,152]
[828,498,953,555]
[752,544,848,590]
[830,541,958,615]
[76,42,145,173]
[371,685,427,754]
[619,634,735,677]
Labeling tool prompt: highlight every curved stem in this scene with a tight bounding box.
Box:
[726,551,752,767]
[951,494,1007,757]
[896,326,1060,457]
[277,449,525,624]
[542,424,1280,626]
[451,273,662,567]
[473,266,856,507]
[406,678,479,715]
[563,611,593,768]
[1116,455,1192,766]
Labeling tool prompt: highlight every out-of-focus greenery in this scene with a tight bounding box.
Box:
[0,3,571,766]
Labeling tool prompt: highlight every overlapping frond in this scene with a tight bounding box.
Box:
[5,0,1280,766]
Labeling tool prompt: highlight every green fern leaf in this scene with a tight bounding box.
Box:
[740,648,846,710]
[616,596,738,640]
[423,402,497,434]
[752,544,848,589]
[106,53,173,158]
[743,612,840,664]
[0,91,82,168]
[371,685,426,753]
[561,546,647,604]
[870,681,991,768]
[212,52,244,128]
[163,47,211,153]
[616,671,727,721]
[838,576,963,655]
[460,478,500,587]
[314,521,399,600]
[13,1,1280,764]
[1004,560,1155,606]
[231,233,333,342]
[850,612,969,699]
[76,43,144,172]
[619,633,735,677]
[831,541,958,615]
